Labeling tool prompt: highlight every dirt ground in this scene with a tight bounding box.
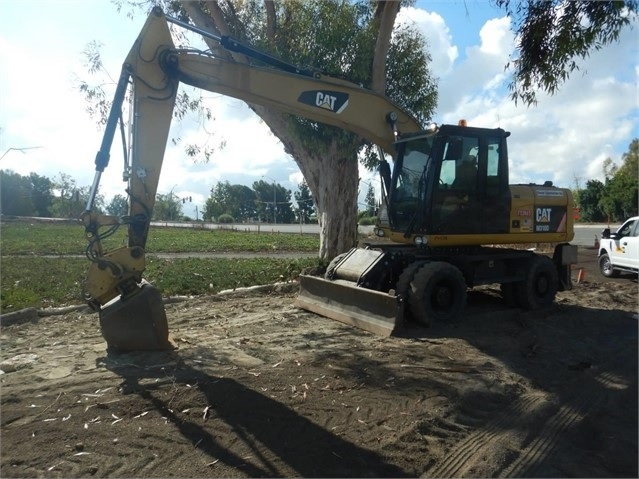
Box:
[1,247,637,478]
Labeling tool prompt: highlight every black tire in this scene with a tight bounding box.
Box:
[516,255,558,310]
[324,253,348,279]
[396,261,428,324]
[598,253,620,278]
[408,262,467,325]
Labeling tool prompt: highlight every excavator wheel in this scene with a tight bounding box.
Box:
[515,255,558,310]
[395,261,427,325]
[99,283,174,352]
[409,262,467,325]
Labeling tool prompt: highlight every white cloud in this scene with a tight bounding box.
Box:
[396,7,458,77]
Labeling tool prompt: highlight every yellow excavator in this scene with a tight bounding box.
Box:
[82,7,577,351]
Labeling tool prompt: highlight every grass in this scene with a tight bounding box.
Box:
[0,220,322,312]
[0,221,320,255]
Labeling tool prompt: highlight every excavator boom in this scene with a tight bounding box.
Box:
[82,7,422,351]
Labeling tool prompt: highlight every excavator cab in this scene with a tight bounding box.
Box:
[385,124,511,237]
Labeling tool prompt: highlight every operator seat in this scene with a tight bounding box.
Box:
[453,155,477,190]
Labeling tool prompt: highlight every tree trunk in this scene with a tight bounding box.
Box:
[253,107,360,260]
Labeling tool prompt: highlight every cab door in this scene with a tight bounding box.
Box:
[430,129,510,235]
[430,134,482,234]
[479,135,510,234]
[613,218,639,269]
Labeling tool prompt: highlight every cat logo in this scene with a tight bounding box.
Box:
[298,90,349,114]
[536,207,551,223]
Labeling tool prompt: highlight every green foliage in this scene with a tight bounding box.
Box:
[364,183,376,217]
[358,216,377,226]
[252,180,295,223]
[0,170,53,217]
[106,194,129,217]
[575,139,639,222]
[0,257,88,311]
[494,0,639,105]
[0,170,35,216]
[576,179,607,222]
[203,181,257,222]
[0,255,320,312]
[218,213,235,223]
[50,172,104,218]
[0,220,322,311]
[294,179,315,223]
[152,192,183,221]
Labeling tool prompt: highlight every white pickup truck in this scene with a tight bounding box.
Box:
[598,216,639,277]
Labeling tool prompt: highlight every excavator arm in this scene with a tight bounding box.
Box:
[81,7,422,350]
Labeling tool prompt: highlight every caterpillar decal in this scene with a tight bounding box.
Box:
[297,90,349,114]
[535,206,567,232]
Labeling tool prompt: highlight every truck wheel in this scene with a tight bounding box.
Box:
[516,255,558,310]
[324,253,348,280]
[409,262,467,325]
[598,253,620,278]
[396,261,427,324]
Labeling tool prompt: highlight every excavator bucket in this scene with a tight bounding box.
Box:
[99,283,174,352]
[296,275,403,337]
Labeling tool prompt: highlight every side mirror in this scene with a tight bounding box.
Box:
[601,228,611,239]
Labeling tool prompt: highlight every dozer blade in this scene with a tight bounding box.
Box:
[99,283,174,352]
[296,275,402,337]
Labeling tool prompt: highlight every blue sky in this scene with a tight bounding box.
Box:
[0,0,637,219]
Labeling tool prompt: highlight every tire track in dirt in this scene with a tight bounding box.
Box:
[423,392,549,478]
[500,367,633,477]
[423,363,631,478]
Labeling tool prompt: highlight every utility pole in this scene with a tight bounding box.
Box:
[262,175,277,224]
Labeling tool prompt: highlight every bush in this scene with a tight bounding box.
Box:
[358,216,377,226]
[218,214,235,224]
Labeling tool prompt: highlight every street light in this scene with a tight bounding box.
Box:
[262,175,277,224]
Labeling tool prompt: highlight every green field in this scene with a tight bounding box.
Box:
[0,221,322,312]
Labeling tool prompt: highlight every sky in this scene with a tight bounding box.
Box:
[1,0,637,220]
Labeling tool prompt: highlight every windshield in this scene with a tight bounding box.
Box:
[395,137,433,198]
[389,136,434,231]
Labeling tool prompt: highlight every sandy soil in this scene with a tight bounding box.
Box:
[1,248,637,478]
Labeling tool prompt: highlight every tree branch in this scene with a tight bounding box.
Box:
[371,1,400,94]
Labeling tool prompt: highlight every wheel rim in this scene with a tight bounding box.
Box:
[431,282,454,311]
[602,259,612,274]
[535,274,549,295]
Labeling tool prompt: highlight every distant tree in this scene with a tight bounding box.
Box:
[364,183,376,217]
[495,0,639,105]
[253,180,294,223]
[203,181,257,222]
[48,173,103,218]
[106,194,129,217]
[0,170,35,216]
[152,193,183,221]
[28,173,53,217]
[294,179,315,224]
[599,139,639,221]
[576,179,606,222]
